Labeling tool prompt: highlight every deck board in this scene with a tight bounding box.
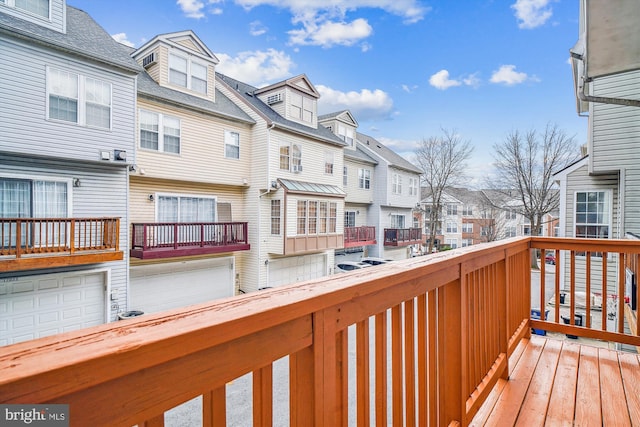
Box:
[471,336,639,426]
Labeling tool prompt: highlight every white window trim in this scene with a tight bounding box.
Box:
[573,189,613,239]
[224,130,240,159]
[46,66,112,130]
[0,173,73,216]
[139,109,181,154]
[168,50,209,95]
[324,151,334,175]
[153,192,217,222]
[358,168,371,190]
[1,0,50,20]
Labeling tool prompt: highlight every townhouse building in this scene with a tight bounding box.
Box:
[0,0,141,344]
[125,31,256,315]
[556,0,640,296]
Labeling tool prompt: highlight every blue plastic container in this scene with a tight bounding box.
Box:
[531,308,549,336]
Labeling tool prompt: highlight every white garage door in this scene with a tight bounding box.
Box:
[0,270,106,346]
[130,258,234,315]
[268,254,327,287]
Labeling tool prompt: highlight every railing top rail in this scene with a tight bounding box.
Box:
[531,236,640,253]
[0,217,120,221]
[0,237,530,402]
[131,221,248,226]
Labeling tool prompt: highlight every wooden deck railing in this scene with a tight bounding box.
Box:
[1,237,639,426]
[383,227,422,246]
[343,226,376,247]
[130,222,250,259]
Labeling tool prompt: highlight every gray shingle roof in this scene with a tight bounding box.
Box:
[217,73,346,147]
[356,132,422,174]
[0,6,142,73]
[345,145,378,165]
[137,72,255,124]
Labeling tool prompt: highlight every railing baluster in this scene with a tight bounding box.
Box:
[253,365,273,427]
[586,252,592,328]
[602,253,608,331]
[618,252,626,334]
[356,319,370,427]
[374,311,388,427]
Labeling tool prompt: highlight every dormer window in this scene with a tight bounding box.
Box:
[169,52,208,95]
[290,92,313,123]
[337,124,354,146]
[2,0,49,18]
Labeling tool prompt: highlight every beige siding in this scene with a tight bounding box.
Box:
[175,38,200,52]
[135,98,252,186]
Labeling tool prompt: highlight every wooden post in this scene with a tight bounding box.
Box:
[438,277,462,426]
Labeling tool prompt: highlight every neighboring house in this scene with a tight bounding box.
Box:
[318,111,378,262]
[556,1,640,294]
[217,73,347,290]
[0,0,141,344]
[126,31,256,315]
[356,133,422,260]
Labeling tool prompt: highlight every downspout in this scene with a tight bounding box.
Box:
[258,122,277,290]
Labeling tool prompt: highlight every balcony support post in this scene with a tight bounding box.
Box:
[438,276,463,426]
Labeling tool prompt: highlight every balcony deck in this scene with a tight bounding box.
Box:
[1,236,639,426]
[472,335,640,426]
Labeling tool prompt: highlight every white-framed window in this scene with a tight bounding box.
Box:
[47,67,112,129]
[280,143,303,172]
[324,152,334,175]
[224,130,240,159]
[270,200,281,235]
[481,226,490,236]
[157,194,216,222]
[290,92,314,123]
[462,223,473,233]
[343,166,348,186]
[358,168,371,189]
[446,222,458,233]
[446,204,458,215]
[308,201,317,234]
[2,0,49,18]
[575,190,611,240]
[462,239,473,247]
[1,176,71,247]
[390,214,405,229]
[344,211,356,228]
[505,210,517,220]
[505,226,517,238]
[297,200,307,234]
[392,174,402,194]
[139,110,180,153]
[409,177,418,196]
[445,238,458,249]
[462,205,473,216]
[337,124,354,146]
[169,53,208,94]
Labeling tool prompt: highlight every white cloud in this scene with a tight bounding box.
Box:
[112,32,135,48]
[177,0,205,19]
[316,85,394,121]
[401,84,418,93]
[216,49,296,87]
[490,65,533,85]
[234,0,428,24]
[250,20,268,36]
[288,18,372,48]
[462,73,481,88]
[429,70,462,90]
[511,0,554,29]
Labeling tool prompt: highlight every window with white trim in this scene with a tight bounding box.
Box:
[358,168,371,189]
[224,130,240,159]
[169,53,208,95]
[279,143,302,172]
[462,205,473,216]
[157,195,215,222]
[270,200,281,235]
[390,214,405,229]
[446,222,458,233]
[324,152,334,175]
[297,200,307,234]
[392,174,402,194]
[2,0,49,18]
[445,238,458,249]
[462,239,473,247]
[575,191,611,257]
[409,177,418,196]
[505,226,517,238]
[343,166,348,186]
[337,124,354,146]
[344,211,356,228]
[139,110,181,153]
[47,68,112,129]
[462,223,473,233]
[504,209,517,220]
[446,204,458,215]
[290,92,314,123]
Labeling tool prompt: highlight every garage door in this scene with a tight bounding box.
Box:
[0,271,106,346]
[268,254,327,287]
[130,258,234,315]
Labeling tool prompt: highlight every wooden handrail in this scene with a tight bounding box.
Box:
[2,237,639,426]
[131,222,249,250]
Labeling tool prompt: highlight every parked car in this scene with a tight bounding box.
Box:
[360,257,393,266]
[335,261,373,272]
[544,253,556,265]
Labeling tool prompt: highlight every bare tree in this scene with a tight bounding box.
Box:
[414,129,473,253]
[490,123,580,266]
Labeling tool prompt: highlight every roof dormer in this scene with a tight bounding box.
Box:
[133,30,219,102]
[255,74,320,128]
[318,110,359,150]
[0,0,66,33]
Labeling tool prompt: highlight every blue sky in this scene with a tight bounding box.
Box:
[68,0,586,185]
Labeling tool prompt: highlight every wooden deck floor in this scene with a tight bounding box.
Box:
[470,335,640,426]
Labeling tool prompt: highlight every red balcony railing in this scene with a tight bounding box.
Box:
[383,227,422,246]
[0,217,122,271]
[343,225,376,247]
[130,222,250,259]
[1,237,639,426]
